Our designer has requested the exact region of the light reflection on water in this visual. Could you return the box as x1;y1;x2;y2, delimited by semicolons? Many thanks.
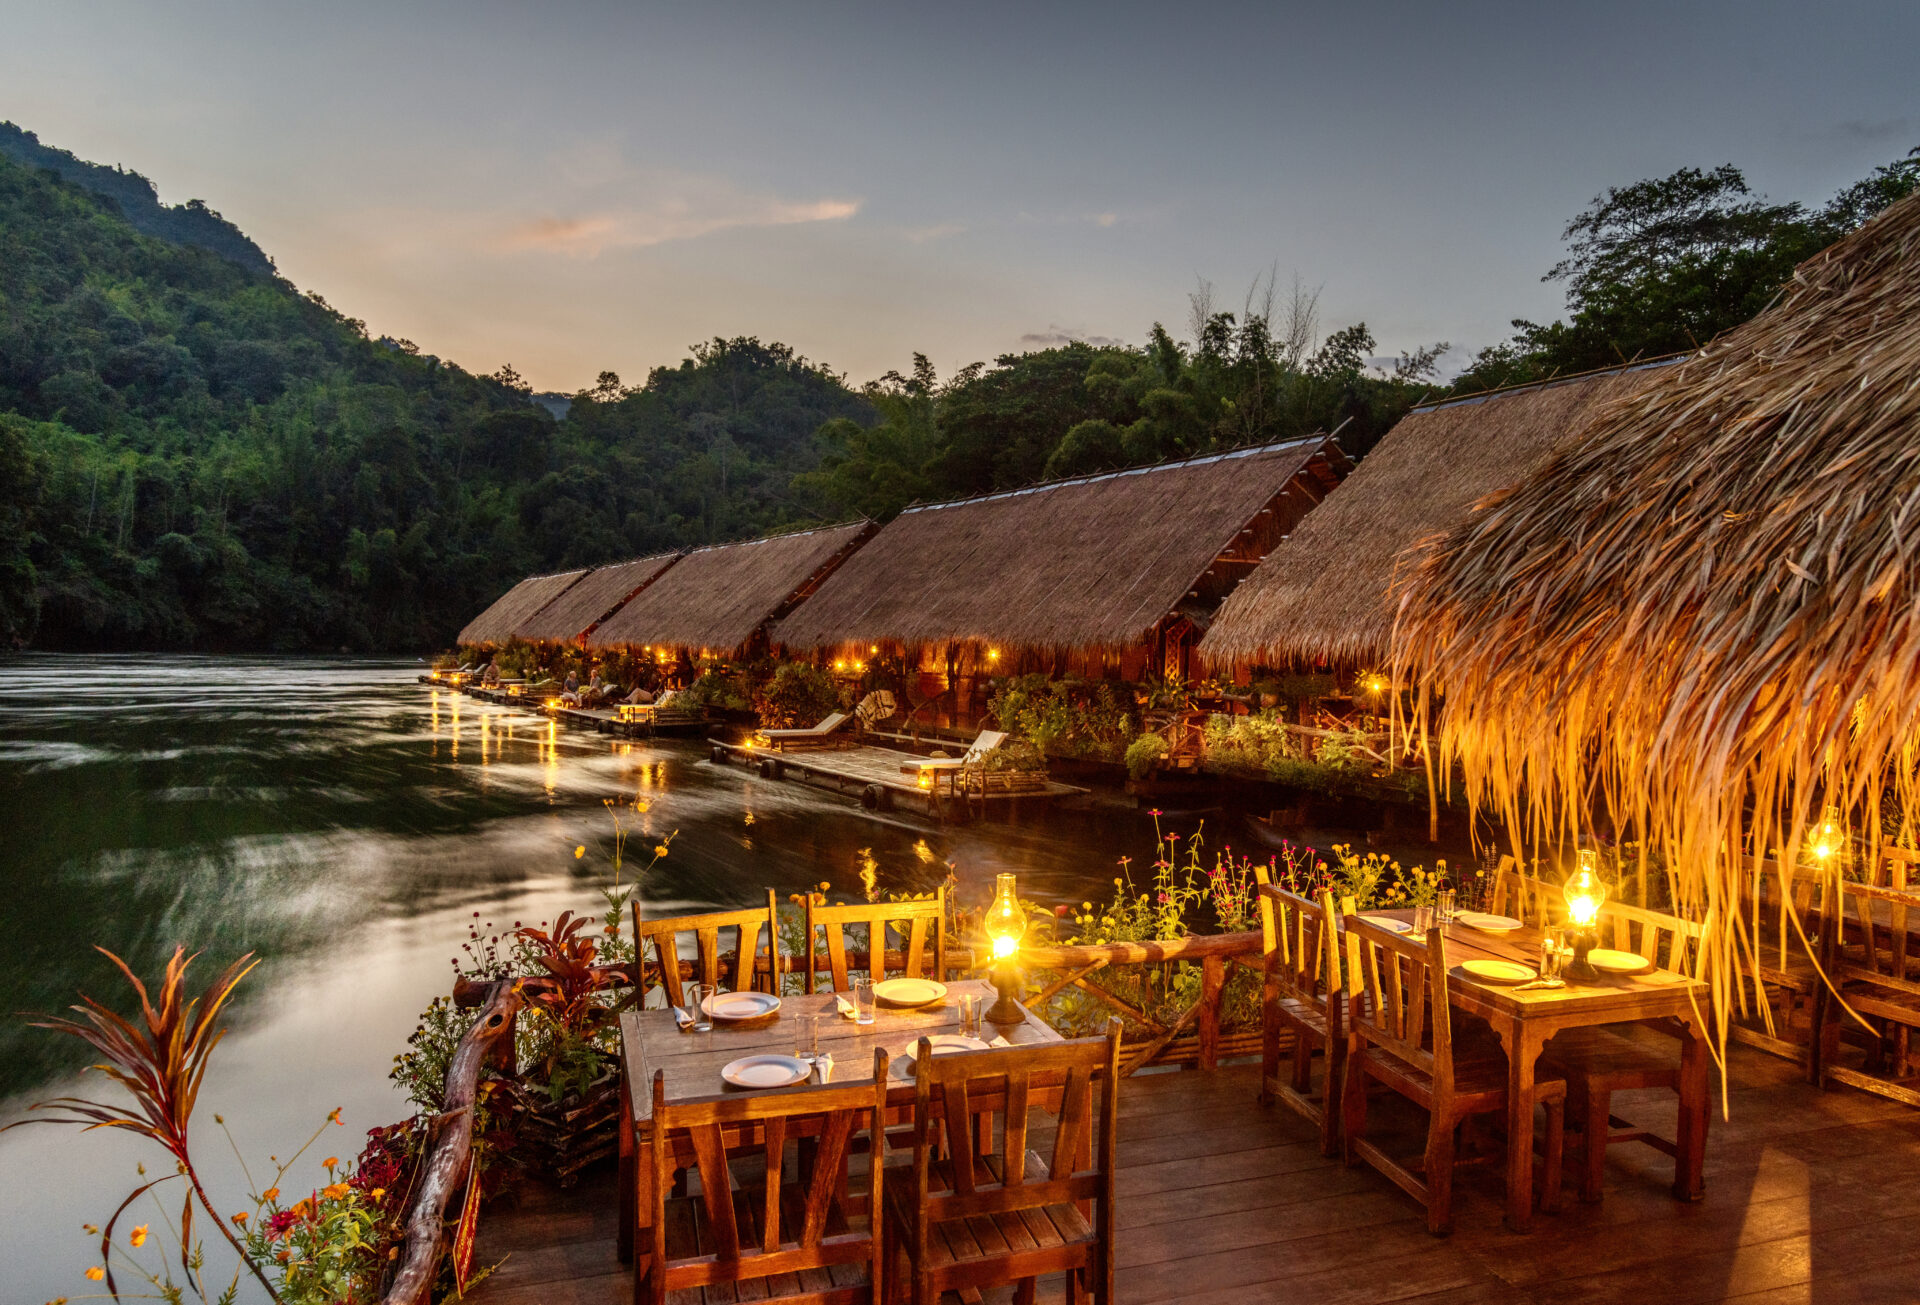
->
0;654;1159;1302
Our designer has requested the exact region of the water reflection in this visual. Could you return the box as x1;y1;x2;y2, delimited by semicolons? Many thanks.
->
0;654;1160;1302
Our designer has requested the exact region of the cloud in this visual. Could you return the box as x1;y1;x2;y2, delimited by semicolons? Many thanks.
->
499;192;860;255
1091;213;1118;228
1830;117;1912;145
1018;324;1127;350
904;222;965;243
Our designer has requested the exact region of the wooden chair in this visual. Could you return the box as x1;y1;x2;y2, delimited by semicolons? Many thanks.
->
1340;912;1565;1235
757;711;855;751
1728;857;1823;1064
1537;898;1711;1201
886;1021;1121;1305
634;891;781;1008
803;890;947;994
1254;877;1344;1156
1811;850;1920;1106
646;1051;890;1305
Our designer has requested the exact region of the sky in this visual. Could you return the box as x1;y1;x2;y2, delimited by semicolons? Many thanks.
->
1;0;1915;392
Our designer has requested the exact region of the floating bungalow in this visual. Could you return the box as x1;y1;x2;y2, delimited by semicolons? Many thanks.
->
770;438;1351;714
455;567;591;647
508;553;681;645
1196;362;1672;676
586;521;875;663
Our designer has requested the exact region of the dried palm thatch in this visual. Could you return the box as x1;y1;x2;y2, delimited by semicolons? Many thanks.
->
512;552;679;643
772;439;1349;655
1197;364;1668;669
458;568;588;646
1393;192;1920;1059
588;521;874;655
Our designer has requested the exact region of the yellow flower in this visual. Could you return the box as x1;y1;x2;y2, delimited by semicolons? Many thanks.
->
371;1188;386;1201
574;845;585;859
86;1268;105;1281
262;1187;280;1203
323;1182;351;1201
655;845;670;858
130;1224;148;1247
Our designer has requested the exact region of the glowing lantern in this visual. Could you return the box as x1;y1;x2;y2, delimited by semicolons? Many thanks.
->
1563;848;1609;981
984;872;1028;1023
1809;806;1845;867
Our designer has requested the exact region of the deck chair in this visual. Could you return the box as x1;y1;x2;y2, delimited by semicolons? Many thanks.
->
901;730;1007;774
633;891;781;1007
756;711;854;751
887;1022;1121;1305
802;890;947;994
1255;877;1345;1156
645;1051;891;1305
1341;911;1565;1235
852;690;897;732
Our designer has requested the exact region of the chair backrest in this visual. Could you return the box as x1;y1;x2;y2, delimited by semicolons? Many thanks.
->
1486;856;1551;925
962;730;1007;763
648;1051;889;1305
1342;911;1452;1095
853;691;897;730
634;890;780;1008
1255;880;1342;1009
804;889;946;994
1513;874;1710;977
905;1021;1120;1232
1830;850;1920;987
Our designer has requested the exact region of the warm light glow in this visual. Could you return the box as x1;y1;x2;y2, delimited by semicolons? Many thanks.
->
1364;674;1388;696
869;645;878;654
917;770;932;789
853;660;866;673
1809;805;1844;864
987;648;1000;662
984;872;1026;954
834;659;846;671
1565;849;1608;928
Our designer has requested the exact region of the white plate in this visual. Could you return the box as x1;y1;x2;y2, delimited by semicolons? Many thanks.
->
1460;958;1537;985
1455;912;1524;933
872;977;948;1008
1588;948;1655;976
1357;915;1414;934
721;1054;810;1089
702;991;782;1022
890;1034;991;1079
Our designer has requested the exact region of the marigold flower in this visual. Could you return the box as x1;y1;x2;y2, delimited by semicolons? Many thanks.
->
328;1108;344;1125
323;1183;351;1201
574;845;585;858
130;1224;148;1247
85;1268;105;1281
371;1188;386;1200
323;1157;339;1169
655;845;670;857
262;1187;280;1203
231;1212;249;1226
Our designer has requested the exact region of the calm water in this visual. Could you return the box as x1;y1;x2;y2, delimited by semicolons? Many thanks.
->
0;655;1165;1302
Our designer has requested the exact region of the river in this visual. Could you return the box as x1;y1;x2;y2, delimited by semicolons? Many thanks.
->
0;654;1176;1302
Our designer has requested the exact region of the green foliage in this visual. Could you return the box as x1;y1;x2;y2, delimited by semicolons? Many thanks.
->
1124;733;1170;780
389;995;475;1112
753;662;841;728
1453;147;1920;391
987;674;1137;761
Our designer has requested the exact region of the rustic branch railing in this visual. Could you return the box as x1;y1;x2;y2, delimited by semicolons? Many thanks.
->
385;979;524;1305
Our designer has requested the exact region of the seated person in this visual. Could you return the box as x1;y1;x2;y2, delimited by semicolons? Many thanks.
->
621;685;655;706
560;670;584;706
481;660;501;686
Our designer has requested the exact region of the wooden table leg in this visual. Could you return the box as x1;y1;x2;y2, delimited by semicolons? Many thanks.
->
1500;1022;1542;1232
630;1132;654;1305
617;1101;635;1264
1673;1012;1709;1201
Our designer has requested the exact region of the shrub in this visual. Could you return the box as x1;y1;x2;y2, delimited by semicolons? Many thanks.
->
987;675;1137;761
1124;733;1169;779
753;662;840;728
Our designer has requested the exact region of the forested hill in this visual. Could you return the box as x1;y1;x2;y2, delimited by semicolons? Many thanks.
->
0;142;870;651
0;122;274;275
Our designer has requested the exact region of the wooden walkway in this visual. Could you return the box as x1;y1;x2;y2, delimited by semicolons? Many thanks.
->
711;739;1083;819
463;1041;1920;1304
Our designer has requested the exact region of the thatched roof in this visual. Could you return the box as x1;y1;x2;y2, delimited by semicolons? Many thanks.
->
1394;192;1920;1027
457;569;588;646
772;439;1349;653
512;553;679;643
588;522;875;654
1196;363;1670;669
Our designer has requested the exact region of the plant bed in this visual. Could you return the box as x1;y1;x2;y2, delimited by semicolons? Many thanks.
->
495;1059;623;1187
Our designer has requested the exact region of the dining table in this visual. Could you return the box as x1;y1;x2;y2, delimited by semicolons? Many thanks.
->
614;979;1064;1265
1363;908;1712;1231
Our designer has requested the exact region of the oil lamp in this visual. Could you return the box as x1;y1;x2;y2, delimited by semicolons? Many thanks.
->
1808;805;1845;869
1563;848;1609;982
983;872;1028;1024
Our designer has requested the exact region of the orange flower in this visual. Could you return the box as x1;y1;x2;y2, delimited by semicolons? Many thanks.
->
574;845;585;858
322;1157;339;1170
129;1224;149;1248
328;1108;344;1126
231;1212;249;1226
261;1186;280;1203
323;1183;351;1201
370;1188;386;1201
85;1267;105;1281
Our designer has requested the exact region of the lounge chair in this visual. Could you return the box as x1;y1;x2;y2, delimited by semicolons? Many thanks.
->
852;689;897;731
901;729;1007;774
754;710;852;751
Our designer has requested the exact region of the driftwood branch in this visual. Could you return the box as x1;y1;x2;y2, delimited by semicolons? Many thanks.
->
384;980;524;1305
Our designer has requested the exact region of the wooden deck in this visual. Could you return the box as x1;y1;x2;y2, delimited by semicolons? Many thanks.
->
463;1041;1920;1304
711;739;1084;819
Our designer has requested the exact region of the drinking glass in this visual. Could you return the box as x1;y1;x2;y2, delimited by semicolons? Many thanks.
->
957;993;983;1039
685;982;714;1033
1540;927;1569;979
1412;904;1434;935
851;977;876;1025
794;1013;820;1063
1436;889;1457;925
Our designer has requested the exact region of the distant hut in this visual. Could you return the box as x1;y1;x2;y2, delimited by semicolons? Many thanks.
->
770;439;1350;714
587;522;875;667
510;553;680;645
457;568;589;648
1393;192;1920;1034
1196;363;1671;676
